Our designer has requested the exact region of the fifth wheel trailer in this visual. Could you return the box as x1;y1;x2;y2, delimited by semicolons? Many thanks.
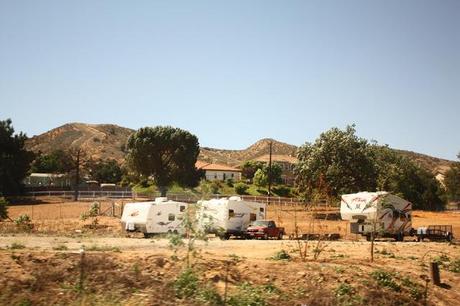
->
340;191;412;241
121;197;189;237
197;196;266;239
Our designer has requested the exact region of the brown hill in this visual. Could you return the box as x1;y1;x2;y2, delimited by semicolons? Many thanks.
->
25;123;453;174
25;123;134;162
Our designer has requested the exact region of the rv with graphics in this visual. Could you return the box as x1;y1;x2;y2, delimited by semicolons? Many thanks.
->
197;196;266;239
121;197;188;237
340;191;413;241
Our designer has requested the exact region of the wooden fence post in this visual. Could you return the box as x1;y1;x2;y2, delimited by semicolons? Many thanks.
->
431;262;441;286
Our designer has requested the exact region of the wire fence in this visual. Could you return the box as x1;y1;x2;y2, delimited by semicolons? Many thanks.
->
26;190;335;207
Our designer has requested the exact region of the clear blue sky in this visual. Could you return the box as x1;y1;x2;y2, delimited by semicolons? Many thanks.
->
1;1;459;159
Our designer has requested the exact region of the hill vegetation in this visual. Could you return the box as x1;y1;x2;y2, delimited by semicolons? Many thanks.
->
25;123;453;175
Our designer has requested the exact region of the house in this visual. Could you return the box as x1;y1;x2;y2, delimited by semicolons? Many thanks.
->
24;173;71;187
252;154;297;185
195;161;242;181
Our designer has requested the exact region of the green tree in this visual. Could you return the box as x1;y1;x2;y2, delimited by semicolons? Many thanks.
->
295;125;377;200
372;145;445;210
126;126;201;196
87;159;124;184
241;161;265;181
253;168;268;187
0;119;35;195
31;149;73;173
444;153;460;202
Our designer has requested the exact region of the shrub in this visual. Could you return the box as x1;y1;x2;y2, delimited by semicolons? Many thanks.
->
226;179;234;187
15;214;33;231
9;242;25;249
271;249;291;261
335;283;354;298
448;258;460;273
0;198;8;221
401;277;423;300
227;282;267;306
234;182;249;195
370;270;401;291
272;185;291;197
174;268;199;298
210;181;221;194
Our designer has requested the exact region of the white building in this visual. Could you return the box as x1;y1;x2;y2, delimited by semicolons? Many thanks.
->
196;161;242;181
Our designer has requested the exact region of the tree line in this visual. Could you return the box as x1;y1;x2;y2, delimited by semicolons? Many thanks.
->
1;118;459;210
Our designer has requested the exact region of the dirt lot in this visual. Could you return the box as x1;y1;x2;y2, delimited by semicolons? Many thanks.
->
0;197;459;305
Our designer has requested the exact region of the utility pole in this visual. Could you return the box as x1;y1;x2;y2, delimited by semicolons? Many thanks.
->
74;149;80;201
268;141;273;202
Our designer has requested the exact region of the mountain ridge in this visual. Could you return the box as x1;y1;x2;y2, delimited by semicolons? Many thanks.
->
25;123;453;174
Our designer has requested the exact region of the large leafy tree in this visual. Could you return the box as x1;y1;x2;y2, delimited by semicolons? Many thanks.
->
87;159;124;184
295;125;377;200
126;126;201;196
371;145;445;210
444;152;460;202
31;149;73;173
0;119;35;195
241;161;265;181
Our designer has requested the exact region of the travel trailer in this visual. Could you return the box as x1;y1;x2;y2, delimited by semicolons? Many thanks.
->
121;197;188;237
197;196;266;239
340;191;412;241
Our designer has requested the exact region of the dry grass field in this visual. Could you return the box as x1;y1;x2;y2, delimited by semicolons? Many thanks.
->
0;197;459;305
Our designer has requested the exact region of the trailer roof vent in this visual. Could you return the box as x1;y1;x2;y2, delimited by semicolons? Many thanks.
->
229;196;242;201
155;197;168;203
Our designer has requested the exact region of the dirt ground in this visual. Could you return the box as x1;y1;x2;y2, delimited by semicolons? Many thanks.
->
1;197;459;305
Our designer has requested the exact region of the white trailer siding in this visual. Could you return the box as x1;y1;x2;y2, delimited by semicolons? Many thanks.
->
340;192;412;236
198;196;266;236
121;198;188;234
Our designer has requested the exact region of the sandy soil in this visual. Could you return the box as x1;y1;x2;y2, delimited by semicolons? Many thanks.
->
1;198;459;305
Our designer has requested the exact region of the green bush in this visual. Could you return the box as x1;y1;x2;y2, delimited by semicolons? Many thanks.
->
226;179;234;187
271;249;291;261
370;270;401;291
174;268;199;298
0;198;8;221
234;182;249;195
272;185;291;197
210;181;221;194
227;282;267;306
15;214;33;231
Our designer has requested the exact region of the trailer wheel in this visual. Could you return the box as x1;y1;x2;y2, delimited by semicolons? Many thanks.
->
447;233;453;242
417;236;421;242
263;233;269;240
366;234;371;241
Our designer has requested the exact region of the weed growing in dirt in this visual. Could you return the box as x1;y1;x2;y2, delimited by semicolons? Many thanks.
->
228;253;244;263
270;249;291;261
52;244;68;251
80;202;100;228
9;242;25;249
174;268;223;305
227;282;268;306
15;214;33;231
84;245;121;252
370;270;401;292
447;258;460;273
335;283;354;297
401;276;423;300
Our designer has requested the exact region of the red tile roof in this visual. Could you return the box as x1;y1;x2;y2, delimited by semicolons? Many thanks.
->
195;161;241;172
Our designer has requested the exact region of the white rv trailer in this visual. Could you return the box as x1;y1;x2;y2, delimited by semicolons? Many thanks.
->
121;197;188;237
197;196;266;239
340;191;412;241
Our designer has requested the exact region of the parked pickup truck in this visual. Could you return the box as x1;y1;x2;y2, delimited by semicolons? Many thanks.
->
245;220;284;240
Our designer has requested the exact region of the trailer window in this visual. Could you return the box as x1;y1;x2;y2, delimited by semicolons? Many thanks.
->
250;213;256;221
168;214;175;221
229;209;235;218
260;207;264;213
180;205;186;212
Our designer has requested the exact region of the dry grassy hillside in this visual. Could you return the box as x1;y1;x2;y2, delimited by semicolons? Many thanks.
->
25;123;452;174
26;123;134;162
